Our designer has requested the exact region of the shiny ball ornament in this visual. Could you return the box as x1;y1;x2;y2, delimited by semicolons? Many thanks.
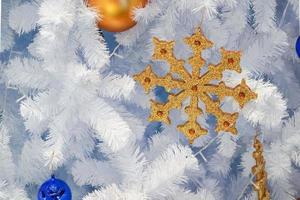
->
296;36;300;58
38;175;72;200
86;0;148;32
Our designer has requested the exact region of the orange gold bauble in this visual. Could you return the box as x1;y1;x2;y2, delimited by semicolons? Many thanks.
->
86;0;148;32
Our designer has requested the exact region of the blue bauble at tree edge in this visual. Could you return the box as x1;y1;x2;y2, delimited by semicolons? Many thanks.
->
296;36;300;58
38;175;72;200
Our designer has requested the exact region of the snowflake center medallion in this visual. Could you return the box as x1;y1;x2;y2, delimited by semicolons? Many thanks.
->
134;28;257;144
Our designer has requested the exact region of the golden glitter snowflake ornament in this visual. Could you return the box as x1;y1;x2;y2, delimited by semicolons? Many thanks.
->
134;28;257;144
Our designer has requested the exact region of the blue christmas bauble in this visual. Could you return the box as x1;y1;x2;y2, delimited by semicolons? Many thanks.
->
38;175;72;200
296;36;300;58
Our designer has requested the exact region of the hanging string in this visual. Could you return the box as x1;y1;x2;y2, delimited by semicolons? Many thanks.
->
109;43;121;58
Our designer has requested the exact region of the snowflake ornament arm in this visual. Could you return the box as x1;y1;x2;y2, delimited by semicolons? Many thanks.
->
134;28;257;144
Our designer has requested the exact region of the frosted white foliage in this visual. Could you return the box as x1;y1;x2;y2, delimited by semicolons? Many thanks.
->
109;0;297;199
271;59;300;108
9;2;38;34
242;79;287;129
38;0;75;28
112;0;298;197
43;137;65;170
243;192;257;200
74;1;110;69
221;1;248;45
81;99;134;151
83;184;146;200
241;150;255;177
0;125;15;183
288;0;299;16
99;74;135;100
217;134;237;158
1;0;299;199
133;0;161;23
145;128;179;161
282;113;300;168
83;144;199;200
1;0;17;52
270;180;295;200
143;145;197;197
252;0;276;33
108;104;146;141
17;138;51;184
222;72;286;129
226;177;251;200
270;112;300;167
6;57;51;90
0;125;29;200
266;142;295;200
267;143;294;199
240;111;300;199
241;30;288;74
4;0;138;171
204;134;238;177
0;181;29;200
195;189;217;200
72;159;120;187
192;0;218;19
208;154;231;177
173;188;217;200
196;178;222;200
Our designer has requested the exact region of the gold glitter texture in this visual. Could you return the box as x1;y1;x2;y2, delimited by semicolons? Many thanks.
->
134;28;257;144
252;136;270;200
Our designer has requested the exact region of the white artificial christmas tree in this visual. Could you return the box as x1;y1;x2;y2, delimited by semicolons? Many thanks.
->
0;0;299;199
0;111;29;200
